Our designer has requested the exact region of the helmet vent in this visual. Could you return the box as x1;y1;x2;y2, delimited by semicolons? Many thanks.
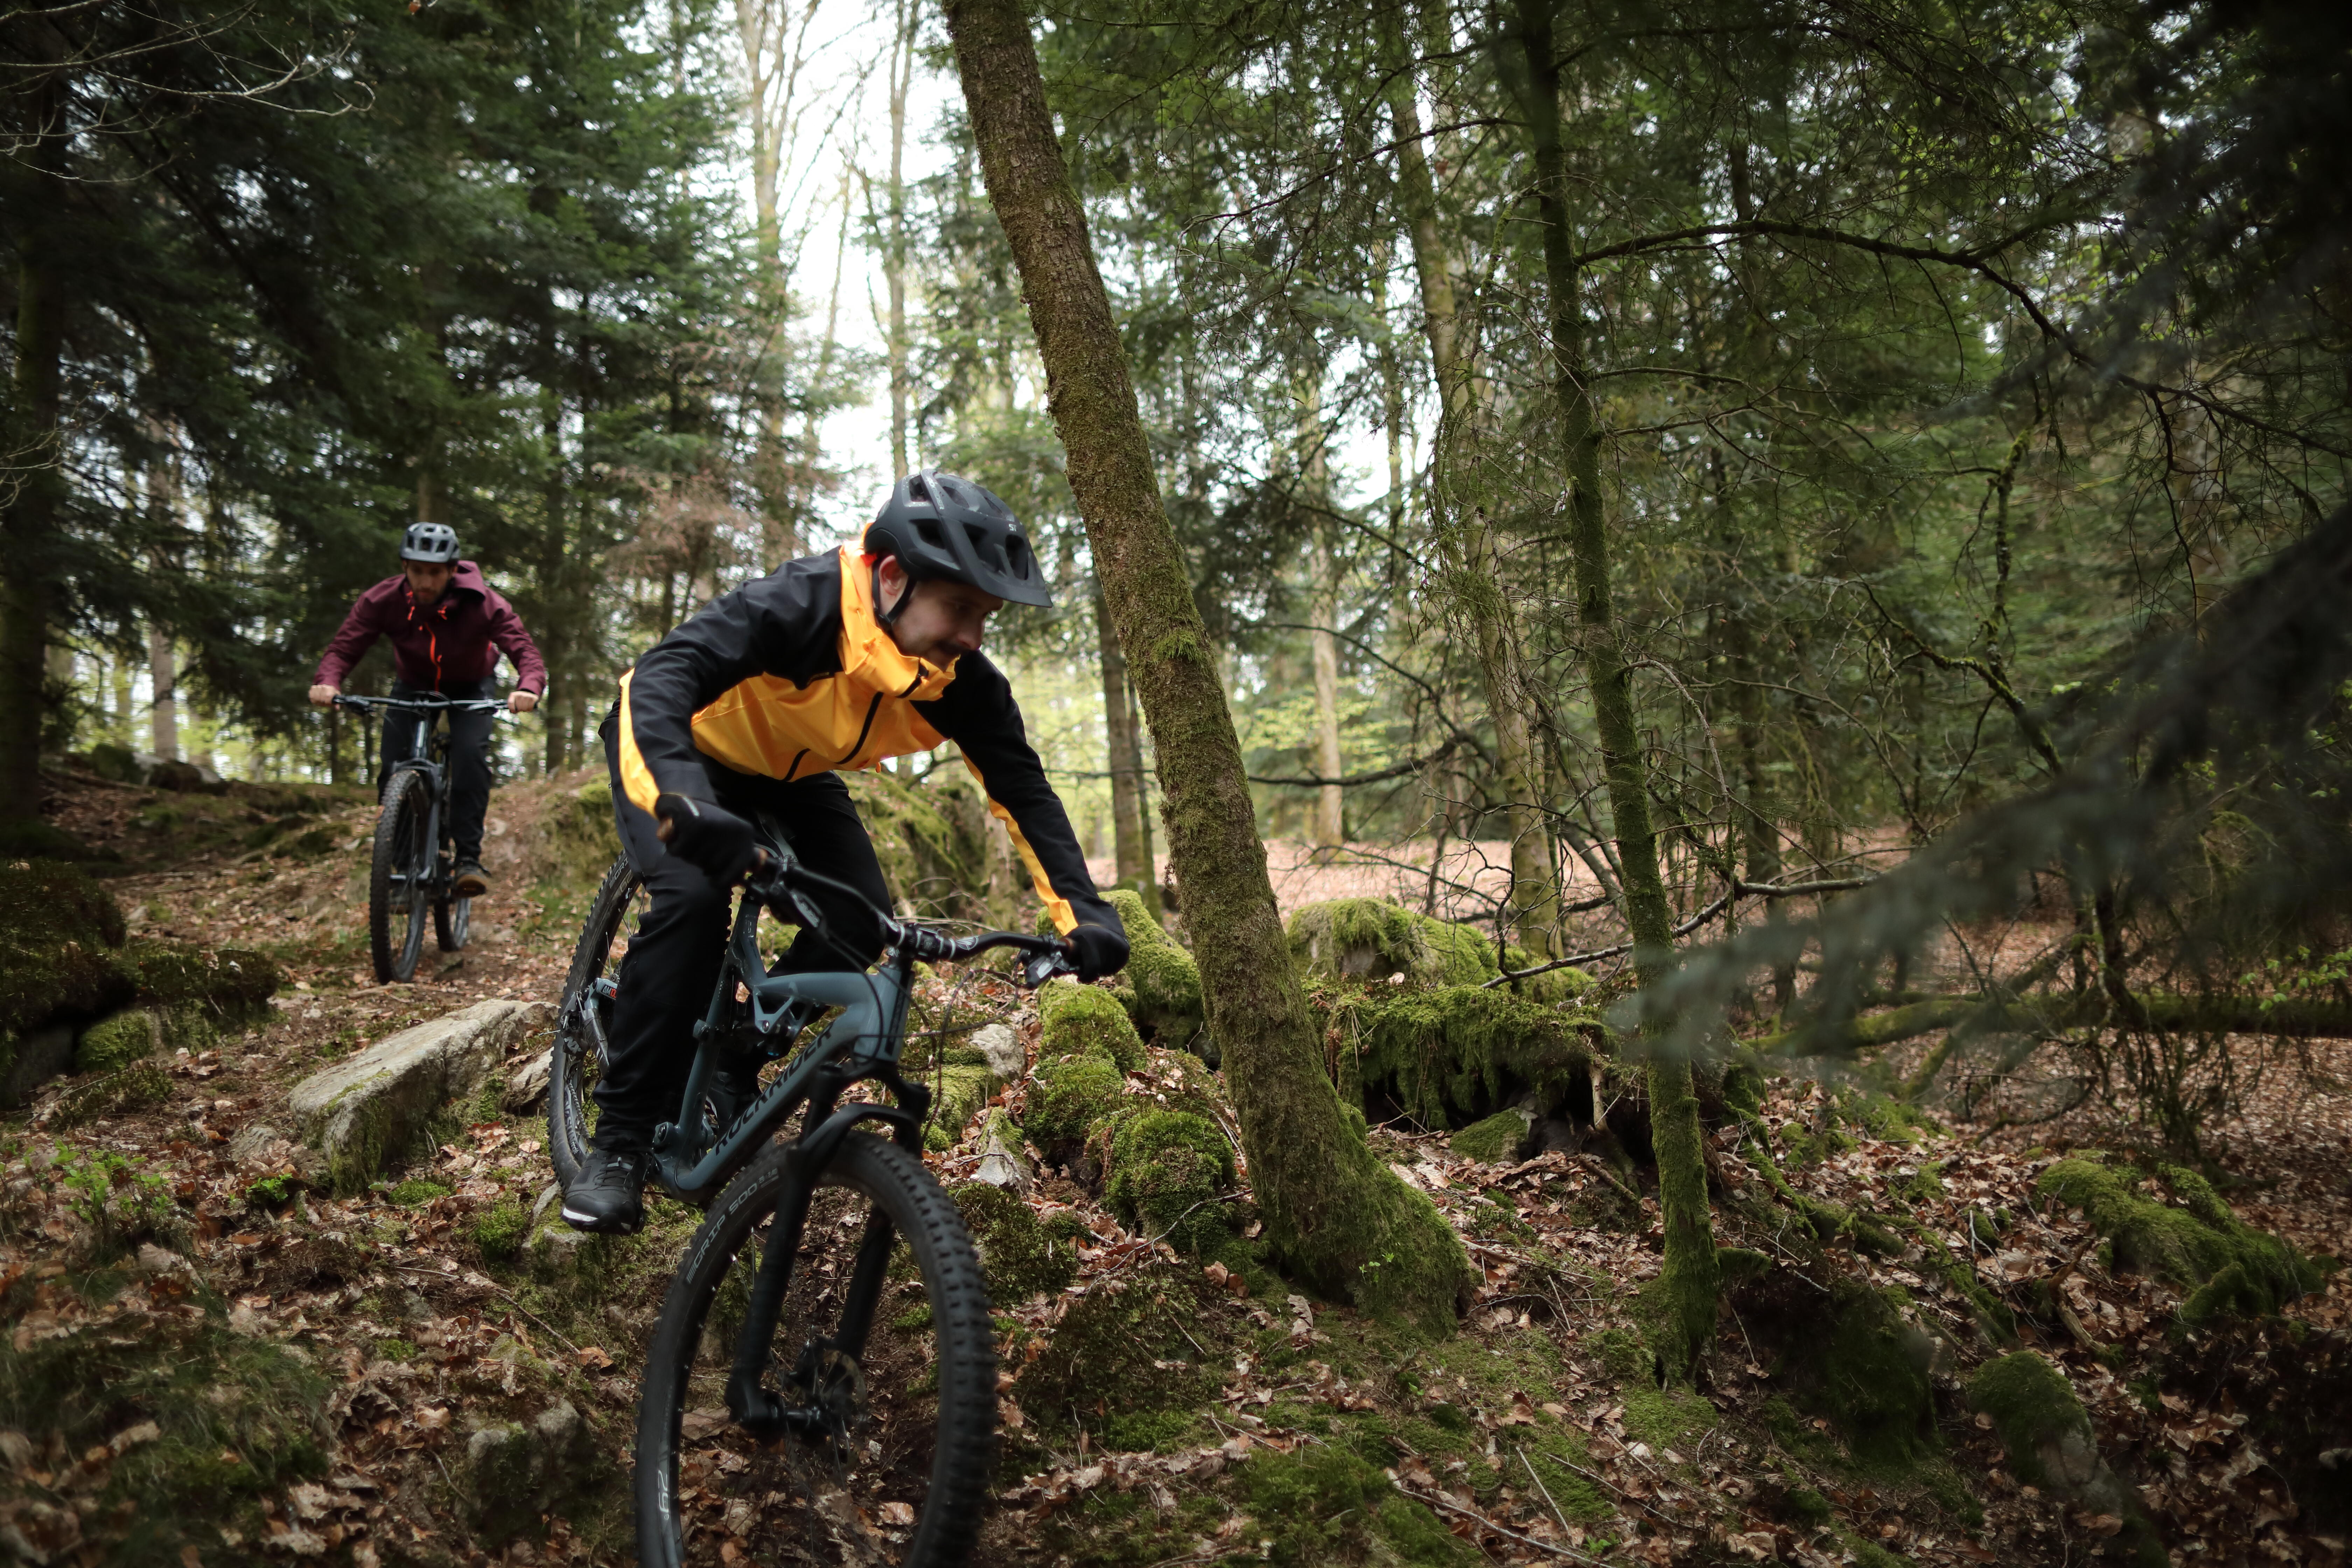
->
965;522;1007;573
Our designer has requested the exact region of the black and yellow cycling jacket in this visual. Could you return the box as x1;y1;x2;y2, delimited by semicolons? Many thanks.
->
616;544;1116;937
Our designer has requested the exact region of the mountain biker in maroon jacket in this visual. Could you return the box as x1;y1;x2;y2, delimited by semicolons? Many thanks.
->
308;522;548;898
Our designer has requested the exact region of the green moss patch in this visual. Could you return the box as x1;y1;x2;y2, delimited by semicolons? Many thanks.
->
1449;1108;1531;1164
1022;1052;1124;1165
1735;1272;1937;1468
1103;887;1206;1054
1243;1442;1473;1565
1289;898;1496;987
471;1200;531;1264
1107;1110;1236;1252
2038;1156;2322;1325
952;1182;1078;1302
1038;980;1146;1072
1325;985;1593;1130
0;1264;332;1562
1011;1261;1222;1434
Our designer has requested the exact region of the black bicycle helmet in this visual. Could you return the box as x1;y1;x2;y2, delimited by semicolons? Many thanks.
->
863;470;1052;610
401;521;460;565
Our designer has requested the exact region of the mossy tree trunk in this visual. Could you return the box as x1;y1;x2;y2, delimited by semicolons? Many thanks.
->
1380;12;1559;958
1510;0;1718;1380
943;0;1473;1333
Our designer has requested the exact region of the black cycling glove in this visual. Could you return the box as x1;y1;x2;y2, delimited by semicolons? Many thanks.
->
1065;922;1130;983
655;793;760;884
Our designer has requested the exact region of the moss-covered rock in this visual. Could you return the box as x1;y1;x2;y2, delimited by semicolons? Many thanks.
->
953;1182;1078;1301
0;860;128;1038
842;767;995;923
2038;1156;2321;1325
1449;1108;1532;1164
1969;1352;2163;1564
1021;1051;1124;1164
1107;1110;1237;1252
1038;979;1145;1072
1326;985;1592;1130
929;1060;1002;1144
1103;887;1207;1054
1289;898;1496;987
1010;1260;1220;1432
75;1008;160;1073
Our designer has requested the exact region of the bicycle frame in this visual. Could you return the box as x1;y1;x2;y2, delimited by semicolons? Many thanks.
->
334;694;505;899
619;845;1073;1441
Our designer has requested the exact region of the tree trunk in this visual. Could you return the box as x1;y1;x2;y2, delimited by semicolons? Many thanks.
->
0;64;68;830
886;0;915;479
1513;0;1716;1382
147;626;178;762
1380;15;1558;958
1094;584;1159;916
944;0;1472;1332
1310;535;1345;849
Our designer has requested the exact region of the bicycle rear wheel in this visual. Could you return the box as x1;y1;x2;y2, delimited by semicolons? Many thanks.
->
550;855;645;1189
636;1134;997;1568
369;770;431;983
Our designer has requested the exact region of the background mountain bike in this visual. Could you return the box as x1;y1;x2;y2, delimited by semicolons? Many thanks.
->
333;694;505;983
550;832;1076;1567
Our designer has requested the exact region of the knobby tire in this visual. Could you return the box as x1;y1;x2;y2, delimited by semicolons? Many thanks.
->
635;1134;997;1568
550;855;643;1190
369;770;431;983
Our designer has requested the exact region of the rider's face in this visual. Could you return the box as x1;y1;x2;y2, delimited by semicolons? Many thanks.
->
877;556;1003;664
405;560;453;605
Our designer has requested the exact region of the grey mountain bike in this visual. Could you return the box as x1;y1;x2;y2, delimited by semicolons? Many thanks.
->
550;830;1077;1567
332;694;504;983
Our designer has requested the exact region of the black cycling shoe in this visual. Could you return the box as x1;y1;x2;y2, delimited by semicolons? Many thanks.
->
561;1146;649;1234
453;861;491;898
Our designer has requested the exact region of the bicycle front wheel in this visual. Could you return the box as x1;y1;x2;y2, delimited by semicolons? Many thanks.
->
549;855;644;1189
369;770;431;983
636;1134;997;1568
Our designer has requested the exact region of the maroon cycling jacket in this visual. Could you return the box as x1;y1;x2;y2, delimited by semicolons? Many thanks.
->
314;561;548;696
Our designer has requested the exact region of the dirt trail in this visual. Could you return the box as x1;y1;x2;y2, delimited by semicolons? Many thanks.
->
5;766;2350;1568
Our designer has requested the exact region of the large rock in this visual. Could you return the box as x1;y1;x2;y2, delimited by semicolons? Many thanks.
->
290;1000;541;1191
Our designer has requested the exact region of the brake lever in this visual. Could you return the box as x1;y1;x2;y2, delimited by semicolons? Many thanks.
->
1020;948;1077;989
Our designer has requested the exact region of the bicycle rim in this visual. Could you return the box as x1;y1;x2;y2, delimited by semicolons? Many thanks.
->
369;772;431;983
550;857;645;1188
636;1135;997;1568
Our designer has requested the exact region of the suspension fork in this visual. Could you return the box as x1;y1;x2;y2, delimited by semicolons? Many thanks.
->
724;1078;843;1439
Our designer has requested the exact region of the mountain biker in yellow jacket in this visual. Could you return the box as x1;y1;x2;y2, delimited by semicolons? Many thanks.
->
563;471;1130;1233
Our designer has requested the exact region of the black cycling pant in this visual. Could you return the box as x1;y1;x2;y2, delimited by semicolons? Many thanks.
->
589;706;892;1152
380;677;498;863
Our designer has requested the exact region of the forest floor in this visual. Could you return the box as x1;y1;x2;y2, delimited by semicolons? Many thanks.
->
5;766;2349;1567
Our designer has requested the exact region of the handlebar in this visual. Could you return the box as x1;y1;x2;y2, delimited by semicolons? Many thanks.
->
331;694;511;715
743;845;1078;988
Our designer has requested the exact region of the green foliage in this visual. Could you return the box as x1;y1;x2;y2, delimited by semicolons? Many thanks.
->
1107;1110;1236;1251
387;1178;452;1208
2038;1156;2322;1325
